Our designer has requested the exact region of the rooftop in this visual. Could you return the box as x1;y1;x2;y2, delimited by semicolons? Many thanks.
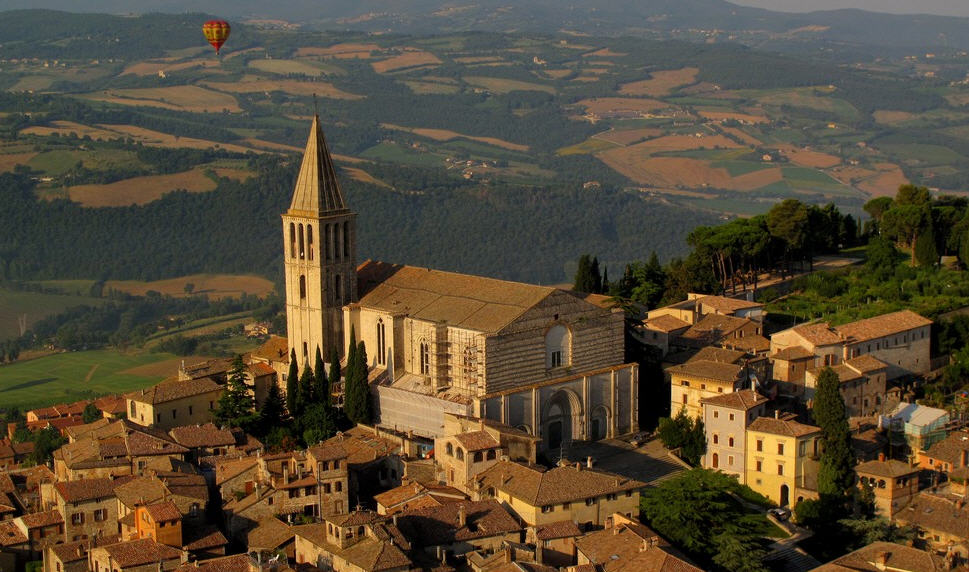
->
855;459;919;479
95;538;183;567
834;310;932;343
169;423;237;449
748;416;820;438
643;314;691;333
127;377;221;405
54;477;116;503
396;499;521;545
922;430;969;465
701;389;768;411
771;346;815;361
666;359;743;383
476;460;645;506
790;322;843;347
812;540;947;571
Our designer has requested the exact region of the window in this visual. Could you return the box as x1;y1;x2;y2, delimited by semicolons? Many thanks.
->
777;464;784;476
446;443;453;456
682;381;690;387
701;384;706;390
682;394;688;404
71;513;84;525
728;437;734;447
713;410;719;419
728;413;735;421
343;223;350;258
545;325;570;368
172;409;177;419
333;460;339;470
777;443;784;455
268;496;274;506
299;275;306;299
289;222;296;258
298;223;305;259
798;442;806;457
94;509;106;522
713;434;719;445
728;455;734;466
756;439;763;452
336;482;342;492
334;275;341;305
541;505;553;513
456;448;465;461
606;493;617;501
376;319;387;366
473;452;483;463
486;450;496;461
324;484;331;494
188;405;193;416
307;224;314;261
130;402;137;417
585;498;596;506
190;504;199;516
755;460;762;472
419;341;430;375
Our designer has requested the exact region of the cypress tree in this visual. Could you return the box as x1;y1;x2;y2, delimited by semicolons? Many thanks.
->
261;378;288;429
346;340;371;424
914;224;938;268
602;266;609;293
326;347;340;408
813;367;855;498
296;361;314;421
591;256;602;293
314;346;328;405
286;348;299;417
573;254;594;293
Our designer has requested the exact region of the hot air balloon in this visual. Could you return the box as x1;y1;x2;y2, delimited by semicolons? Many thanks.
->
202;20;231;55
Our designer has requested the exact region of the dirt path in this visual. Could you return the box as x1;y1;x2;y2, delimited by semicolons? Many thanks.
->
83;363;100;383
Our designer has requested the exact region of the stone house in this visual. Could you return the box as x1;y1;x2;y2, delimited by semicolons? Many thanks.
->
895;492;968;560
472;460;644;528
47;478;117;542
701;389;768;483
12;510;64;561
168;423;259;465
88;537;185;572
855;456;919;520
770;346;815;394
435;413;540;494
44;535;120;572
53;419;189;480
396;499;522;559
745;414;821;507
125;501;182;547
813;540;951;571
374;482;466;516
917;430;969;473
668;359;745;420
294;513;412;572
531;520;582;568
647;294;764;325
247;516;297;561
638;314;690;357
215;457;261;502
574;514;702;572
804;355;889;417
126;377;223;431
305;441;351;517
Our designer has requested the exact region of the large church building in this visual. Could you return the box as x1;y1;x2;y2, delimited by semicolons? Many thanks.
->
279;116;638;450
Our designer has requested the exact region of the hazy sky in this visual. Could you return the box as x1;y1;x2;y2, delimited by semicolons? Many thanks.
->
730;0;969;17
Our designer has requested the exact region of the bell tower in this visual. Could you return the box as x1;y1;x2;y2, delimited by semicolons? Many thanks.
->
283;116;358;368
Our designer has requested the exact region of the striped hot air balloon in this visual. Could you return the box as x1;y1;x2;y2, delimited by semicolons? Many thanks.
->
202;20;231;55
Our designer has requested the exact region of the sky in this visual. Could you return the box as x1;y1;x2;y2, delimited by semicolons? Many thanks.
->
730;0;969;17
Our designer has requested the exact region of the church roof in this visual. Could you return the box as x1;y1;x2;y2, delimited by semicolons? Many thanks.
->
288;115;347;216
356;261;558;334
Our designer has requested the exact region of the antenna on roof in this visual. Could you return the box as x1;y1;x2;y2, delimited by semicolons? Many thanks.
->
313;93;319;118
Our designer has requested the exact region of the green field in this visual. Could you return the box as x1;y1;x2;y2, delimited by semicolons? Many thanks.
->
713;160;774;176
0;288;104;340
359;142;444;167
878;143;965;165
27;149;142;176
0;350;173;409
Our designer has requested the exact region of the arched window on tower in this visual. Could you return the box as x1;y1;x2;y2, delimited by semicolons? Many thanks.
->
419;340;430;376
343;222;350;258
299;275;306;300
334;224;342;262
298;224;305;260
334;275;341;305
307;225;314;261
289;223;296;258
545;324;571;368
324;224;331;261
376;319;386;366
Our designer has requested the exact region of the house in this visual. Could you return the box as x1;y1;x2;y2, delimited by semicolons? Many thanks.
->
638;314;690;356
917;429;969;473
306;441;351;517
855;455;919;519
811;540;951;571
319;426;402;508
435;414;540;493
745;414;821;507
883;402;950;454
247;516;296;561
396;499;522;559
674;314;763;351
803;355;889;417
88;537;185;571
771;346;815;392
127;501;182;547
294;513;413;572
168;423;257;463
573;514;702;572
530;520;583;568
0;440;33;470
12;510;64;561
173;553;252;572
43;534;121;572
374;481;466;515
53;419;189;480
895;492;968;561
647;294;764;325
47;478;117;542
668;359;745;419
702;389;768;483
126;377;223;431
215;456;261;502
472;460;644;527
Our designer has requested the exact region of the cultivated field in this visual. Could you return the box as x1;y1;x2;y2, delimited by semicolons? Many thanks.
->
202;79;363;99
92;125;255;154
873;110;916;125
619;67;699;97
402;80;461;94
855;164;910;197
121;60;222;76
343;167;392;188
382;123;529;151
593;128;664;146
464;76;556;94
0;350;174;409
248;59;329;76
576;97;669;114
0;288;105;340
80;86;242;113
295;43;379;59
372;50;443;73
698;110;769;124
104;274;274;300
0;151;38;172
67;168;218;207
777;145;842;169
21;121;125;141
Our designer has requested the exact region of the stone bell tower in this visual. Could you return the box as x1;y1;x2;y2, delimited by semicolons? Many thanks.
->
283;116;358;368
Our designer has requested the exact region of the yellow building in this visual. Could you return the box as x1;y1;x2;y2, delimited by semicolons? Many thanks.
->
667;359;744;419
745;415;820;507
126;377;223;431
472;460;643;527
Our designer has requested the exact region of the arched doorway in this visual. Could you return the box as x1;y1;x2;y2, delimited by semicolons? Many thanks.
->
542;389;582;451
589;405;610;441
712;453;719;469
780;484;790;507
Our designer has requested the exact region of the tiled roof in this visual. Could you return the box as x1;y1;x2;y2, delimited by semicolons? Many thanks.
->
723;334;771;354
855;459;919;479
374;482;427;508
295;521;413;572
356;260;559;334
476;461;645;506
49;534;122;563
396;499;521;545
169;423;237;448
0;521;26;546
54;477;116;503
688;347;745;364
94;395;127;415
113;476;169;508
247;516;294;550
127;377;221;405
97;538;183;567
771;346;815;361
791;322;842;346
326;510;383;528
182;525;228;551
807;364;862;383
644;314;691;333
146;500;181;522
18;509;63;528
845;354;888;373
834;310;932;343
748;416;820;438
701;389;767;411
535;520;583;540
306;441;349;463
249;362;276;376
322;426;400;467
678;314;751;347
174;554;250;572
251;336;289;363
215;456;259;485
55;419;188;468
666;359;743;383
454;430;500;452
813;540;947;571
696;295;762;313
896;492;969;542
922;430;969;466
575;523;702;572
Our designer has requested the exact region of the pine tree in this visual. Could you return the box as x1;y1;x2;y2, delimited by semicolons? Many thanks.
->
260;379;288;430
914;223;938;268
214;355;256;430
296;361;314;421
345;340;371;424
286;348;299;417
591;256;602;293
326;347;340;408
313;346;327;405
813;367;856;498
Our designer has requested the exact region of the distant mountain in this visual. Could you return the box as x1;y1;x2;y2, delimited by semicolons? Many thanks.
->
2;0;969;52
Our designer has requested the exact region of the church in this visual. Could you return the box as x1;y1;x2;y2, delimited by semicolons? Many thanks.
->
271;116;639;450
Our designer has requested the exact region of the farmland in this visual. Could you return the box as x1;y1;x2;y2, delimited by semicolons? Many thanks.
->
0;288;105;340
104;274;274;300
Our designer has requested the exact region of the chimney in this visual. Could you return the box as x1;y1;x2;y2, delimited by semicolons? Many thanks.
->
392;514;398;526
875;551;889;570
458;504;467;528
774;410;780;419
504;548;512;563
575;462;581;471
641;539;650;552
878;452;885;462
282;464;290;484
586;456;593;469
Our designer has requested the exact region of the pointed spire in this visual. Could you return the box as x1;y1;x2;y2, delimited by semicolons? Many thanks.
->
289;115;347;214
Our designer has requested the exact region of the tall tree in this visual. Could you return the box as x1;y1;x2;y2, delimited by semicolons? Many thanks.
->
260;378;288;430
295;361;314;421
345;340;371;425
866;235;899;281
767;199;810;275
286;348;299;417
914;223;939;267
813;367;856;499
213;354;256;430
325;347;340;409
302;403;338;445
573;254;595;293
313;346;327;404
591;256;602;293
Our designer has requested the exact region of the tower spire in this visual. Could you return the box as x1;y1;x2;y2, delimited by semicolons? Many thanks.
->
289;115;347;215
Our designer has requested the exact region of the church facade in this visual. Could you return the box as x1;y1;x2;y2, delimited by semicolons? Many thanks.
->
280;117;638;450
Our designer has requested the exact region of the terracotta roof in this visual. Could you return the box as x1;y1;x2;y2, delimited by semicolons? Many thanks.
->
248;516;294;550
295;521;413;572
701;389;767;411
855;459;919;479
96;538;183;567
215;456;259;485
146;500;181;522
306;441;349;463
688;347;745;364
771;346;815;361
678;314;752;347
127;377;221;405
54;477;116;503
374;482;427;508
94;395;127;415
476;461;645;506
535;520;583;540
454;430;500;452
182;525;228;551
174;554;250;572
251;336;289;362
896;492;969;543
326;510;383;528
49;535;122;563
922;430;969;466
169;423;237;448
0;521;26;546
807;364;862;384
18;509;63;528
723;334;771;354
249;362;276;376
748;416;820;438
812;540;947;571
575;523;702;572
322;426;400;467
0;504;15;513
397;499;521;545
356;260;561;334
845;354;888;373
666;359;743;383
835;310;932;343
790;322;842;346
696;295;762;313
644;315;691;333
55;419;188;468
